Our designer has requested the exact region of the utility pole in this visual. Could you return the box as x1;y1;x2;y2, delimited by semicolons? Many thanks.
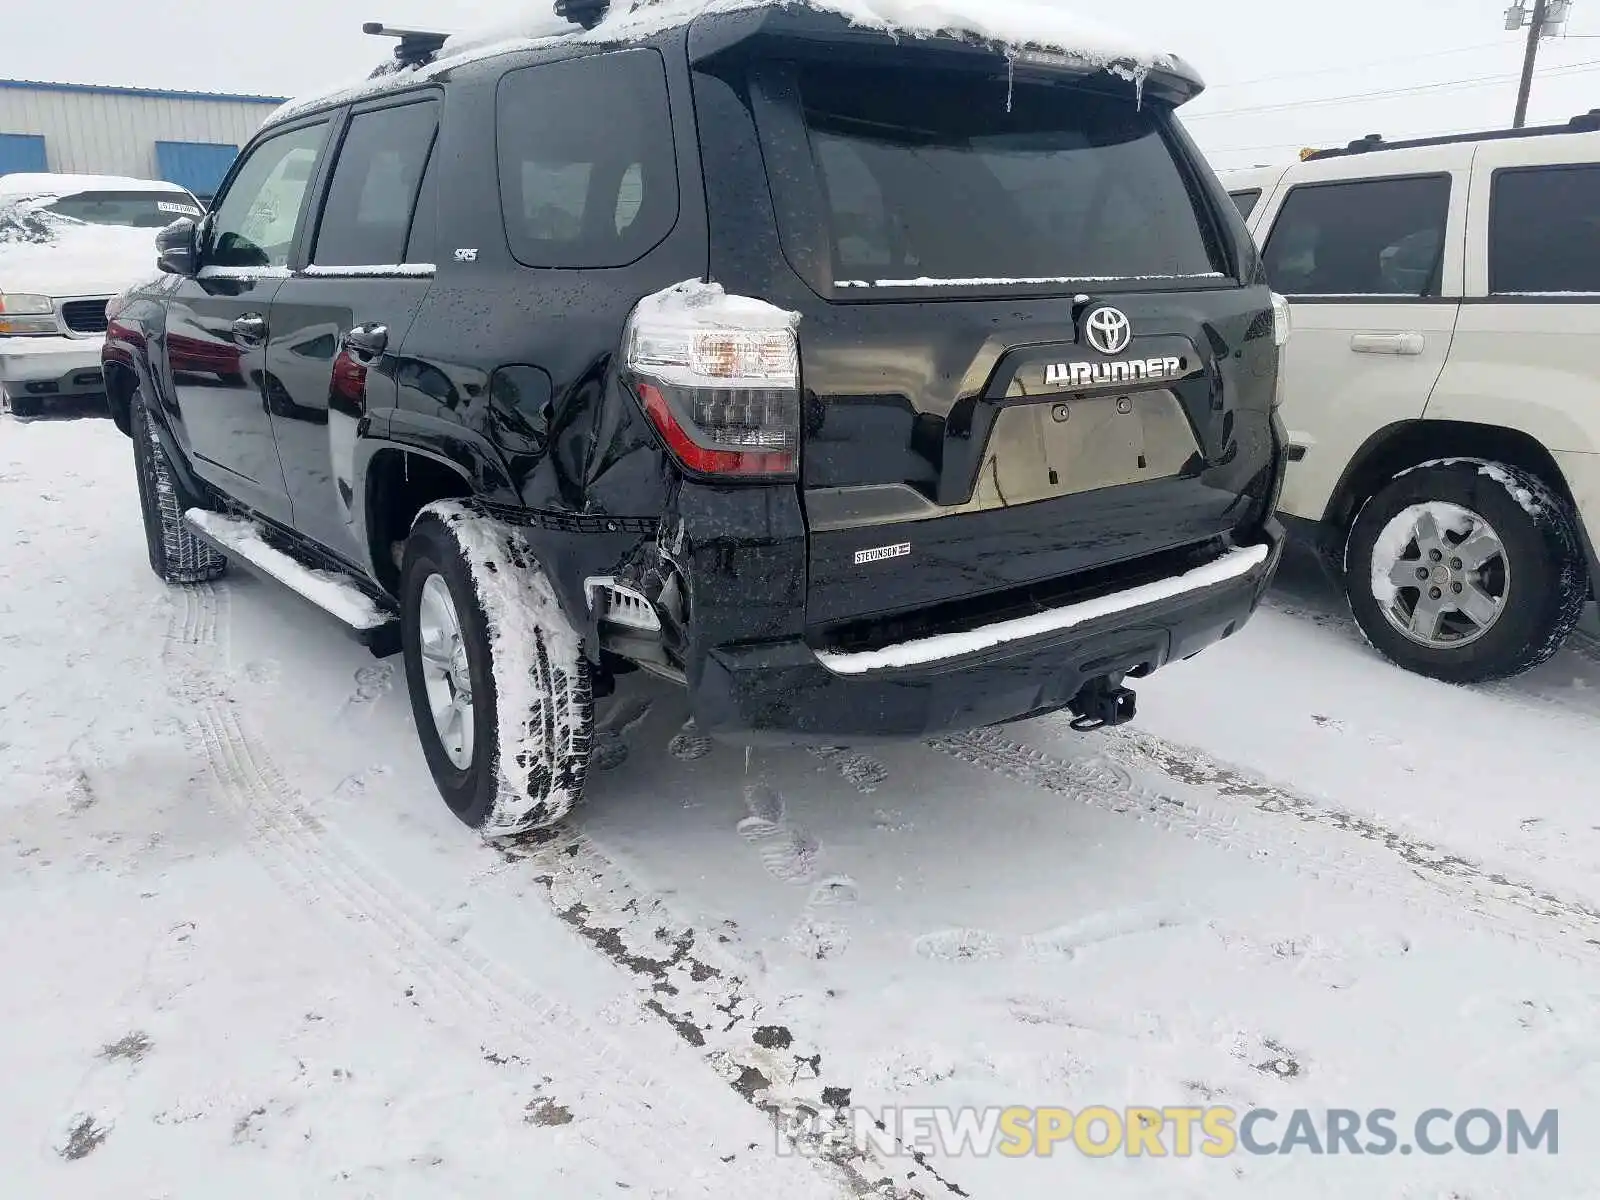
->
1514;0;1549;128
1506;0;1573;127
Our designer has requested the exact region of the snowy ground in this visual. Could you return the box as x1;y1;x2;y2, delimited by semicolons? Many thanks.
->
5;408;1600;1199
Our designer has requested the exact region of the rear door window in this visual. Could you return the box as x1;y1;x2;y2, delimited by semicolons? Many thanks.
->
313;99;440;267
1489;164;1600;294
767;62;1224;290
1262;175;1451;297
496;49;679;269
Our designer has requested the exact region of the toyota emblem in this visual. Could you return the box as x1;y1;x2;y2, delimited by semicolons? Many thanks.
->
1084;306;1132;356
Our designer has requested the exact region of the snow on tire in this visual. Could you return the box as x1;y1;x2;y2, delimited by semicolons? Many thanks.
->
1344;458;1587;684
130;389;227;585
402;501;593;836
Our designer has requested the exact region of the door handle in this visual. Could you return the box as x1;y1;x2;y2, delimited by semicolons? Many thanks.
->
342;323;389;361
231;313;267;346
1350;332;1425;356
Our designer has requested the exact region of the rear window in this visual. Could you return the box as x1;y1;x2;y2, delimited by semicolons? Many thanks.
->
496;49;679;269
773;63;1223;291
42;190;202;228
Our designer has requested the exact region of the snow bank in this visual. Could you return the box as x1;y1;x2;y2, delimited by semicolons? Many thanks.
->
272;0;1171;128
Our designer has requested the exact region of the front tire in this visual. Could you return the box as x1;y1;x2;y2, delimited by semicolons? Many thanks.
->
130;389;227;585
401;502;593;836
1344;460;1587;683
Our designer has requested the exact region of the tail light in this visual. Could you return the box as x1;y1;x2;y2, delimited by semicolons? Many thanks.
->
624;281;801;480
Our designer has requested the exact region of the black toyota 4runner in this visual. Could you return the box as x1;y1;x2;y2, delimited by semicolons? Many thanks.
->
103;2;1289;836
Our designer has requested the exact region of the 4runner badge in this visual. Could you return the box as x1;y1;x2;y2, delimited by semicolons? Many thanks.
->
1044;356;1182;390
855;542;911;566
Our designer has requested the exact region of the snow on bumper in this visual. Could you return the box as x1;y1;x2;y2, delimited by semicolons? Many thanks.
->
690;529;1285;744
0;335;103;387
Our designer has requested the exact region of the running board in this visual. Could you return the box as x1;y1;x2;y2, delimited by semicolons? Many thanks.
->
183;509;401;656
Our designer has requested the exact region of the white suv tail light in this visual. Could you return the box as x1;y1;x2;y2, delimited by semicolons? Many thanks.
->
624;281;801;479
1271;291;1292;347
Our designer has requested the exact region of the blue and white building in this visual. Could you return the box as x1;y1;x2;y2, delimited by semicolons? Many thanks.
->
0;79;286;204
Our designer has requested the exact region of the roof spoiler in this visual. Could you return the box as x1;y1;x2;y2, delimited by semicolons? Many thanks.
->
682;6;1204;106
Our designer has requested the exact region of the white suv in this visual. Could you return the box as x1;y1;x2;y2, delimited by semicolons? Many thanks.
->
1221;115;1600;682
1;173;203;416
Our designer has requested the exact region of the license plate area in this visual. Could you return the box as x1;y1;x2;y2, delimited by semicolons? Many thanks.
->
972;390;1200;509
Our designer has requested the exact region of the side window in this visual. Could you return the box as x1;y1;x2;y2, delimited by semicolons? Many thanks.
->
405;139;440;265
1490;164;1600;294
1229;189;1262;219
496;49;679;268
1262;175;1451;297
314;100;439;267
207;122;328;269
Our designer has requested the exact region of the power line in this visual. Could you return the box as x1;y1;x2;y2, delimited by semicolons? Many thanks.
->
1207;41;1509;90
1184;57;1600;120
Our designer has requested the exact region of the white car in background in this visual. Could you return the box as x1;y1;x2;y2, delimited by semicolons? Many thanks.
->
0;173;203;417
1220;117;1600;683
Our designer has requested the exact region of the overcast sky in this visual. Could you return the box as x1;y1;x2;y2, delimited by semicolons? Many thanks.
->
6;0;1600;169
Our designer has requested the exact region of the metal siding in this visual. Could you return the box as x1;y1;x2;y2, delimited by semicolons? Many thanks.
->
0;87;275;182
156;141;239;197
0;132;48;173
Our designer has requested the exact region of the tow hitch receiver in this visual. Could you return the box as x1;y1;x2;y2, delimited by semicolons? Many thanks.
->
1069;675;1138;732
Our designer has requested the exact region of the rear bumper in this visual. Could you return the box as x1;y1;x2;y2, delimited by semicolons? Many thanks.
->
0;336;104;394
690;522;1286;744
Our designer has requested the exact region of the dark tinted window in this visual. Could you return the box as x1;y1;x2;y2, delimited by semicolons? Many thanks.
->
497;50;679;269
784;62;1221;287
208;122;327;269
1262;175;1450;297
1229;189;1262;219
405;137;440;265
44;190;202;228
1491;164;1600;294
314;100;439;266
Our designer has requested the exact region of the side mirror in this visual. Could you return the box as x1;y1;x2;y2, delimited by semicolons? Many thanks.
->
156;218;200;278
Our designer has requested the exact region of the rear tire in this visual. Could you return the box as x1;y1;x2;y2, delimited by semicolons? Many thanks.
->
1344;460;1586;683
401;502;593;836
130;389;228;585
6;393;43;417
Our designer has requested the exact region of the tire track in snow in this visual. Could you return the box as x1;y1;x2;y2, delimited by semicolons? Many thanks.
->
158;585;842;1200
931;726;1600;965
499;828;970;1200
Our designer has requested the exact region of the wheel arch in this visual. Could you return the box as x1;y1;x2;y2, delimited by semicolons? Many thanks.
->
103;360;137;436
360;443;477;596
1324;419;1598;594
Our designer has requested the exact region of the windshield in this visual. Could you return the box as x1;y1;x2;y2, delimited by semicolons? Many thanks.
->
765;62;1225;291
39;190;203;228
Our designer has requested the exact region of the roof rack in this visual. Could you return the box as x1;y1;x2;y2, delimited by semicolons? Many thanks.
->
554;0;610;30
1303;109;1600;160
362;22;452;76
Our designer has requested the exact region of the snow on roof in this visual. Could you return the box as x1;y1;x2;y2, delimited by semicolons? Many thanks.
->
0;172;197;200
267;0;1173;129
588;0;1168;68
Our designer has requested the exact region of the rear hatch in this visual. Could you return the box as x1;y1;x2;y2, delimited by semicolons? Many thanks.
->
688;12;1279;645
